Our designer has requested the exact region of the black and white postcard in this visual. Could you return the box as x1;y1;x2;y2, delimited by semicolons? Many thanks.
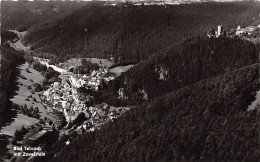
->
1;0;260;161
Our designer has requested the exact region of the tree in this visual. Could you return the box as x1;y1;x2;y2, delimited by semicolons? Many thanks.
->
73;112;85;125
14;129;22;140
20;106;25;114
10;137;17;145
211;28;216;35
20;126;28;134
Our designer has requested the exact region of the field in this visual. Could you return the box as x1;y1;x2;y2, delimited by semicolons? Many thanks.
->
8;30;30;52
248;90;260;111
84;58;114;69
109;65;134;76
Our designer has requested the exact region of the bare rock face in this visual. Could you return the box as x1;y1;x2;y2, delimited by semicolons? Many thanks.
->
139;89;148;100
31;9;42;16
155;66;168;81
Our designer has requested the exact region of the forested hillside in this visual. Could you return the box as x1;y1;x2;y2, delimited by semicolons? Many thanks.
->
1;30;18;43
0;47;24;127
47;63;260;162
0;30;24;127
25;1;260;62
97;36;258;106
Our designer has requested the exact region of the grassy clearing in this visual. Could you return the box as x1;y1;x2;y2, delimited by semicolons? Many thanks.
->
84;58;114;68
109;65;134;76
0;114;37;137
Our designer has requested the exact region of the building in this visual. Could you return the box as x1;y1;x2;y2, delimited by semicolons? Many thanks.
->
63;91;70;99
53;82;60;89
23;125;53;146
207;25;227;38
236;30;244;35
235;25;258;36
216;25;223;37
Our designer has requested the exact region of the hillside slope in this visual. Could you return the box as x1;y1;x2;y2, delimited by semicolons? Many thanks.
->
0;45;24;127
47;63;260;162
25;1;260;62
98;36;258;106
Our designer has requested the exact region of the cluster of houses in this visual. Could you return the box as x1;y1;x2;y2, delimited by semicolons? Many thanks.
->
60;68;116;90
76;103;130;133
42;80;75;113
43;67;115;110
235;24;260;43
41;65;129;133
235;25;260;36
82;68;116;90
33;55;134;133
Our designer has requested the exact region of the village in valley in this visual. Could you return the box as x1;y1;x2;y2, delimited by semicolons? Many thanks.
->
5;22;260;145
1;32;134;160
2;14;260;161
39;57;131;133
2;1;260;161
31;56;131;132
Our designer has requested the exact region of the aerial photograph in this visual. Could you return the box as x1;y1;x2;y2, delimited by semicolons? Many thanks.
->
0;0;259;162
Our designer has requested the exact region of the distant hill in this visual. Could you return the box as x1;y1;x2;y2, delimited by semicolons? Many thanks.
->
24;1;260;62
1;1;87;31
